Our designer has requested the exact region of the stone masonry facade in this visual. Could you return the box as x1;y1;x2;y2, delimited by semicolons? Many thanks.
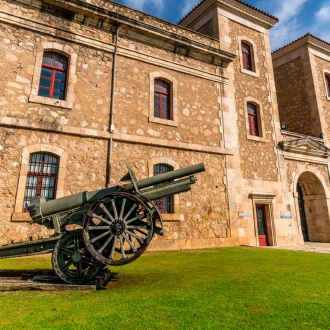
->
1;0;330;249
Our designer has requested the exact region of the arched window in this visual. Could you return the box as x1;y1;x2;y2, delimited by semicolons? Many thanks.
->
153;163;174;214
38;51;68;100
325;74;330;97
242;42;253;71
154;79;171;119
247;102;260;136
22;152;59;212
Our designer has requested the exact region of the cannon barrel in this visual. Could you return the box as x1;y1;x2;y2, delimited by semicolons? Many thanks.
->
125;162;205;190
29;163;205;221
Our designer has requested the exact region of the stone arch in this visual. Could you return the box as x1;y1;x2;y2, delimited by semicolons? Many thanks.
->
12;144;67;221
293;167;330;242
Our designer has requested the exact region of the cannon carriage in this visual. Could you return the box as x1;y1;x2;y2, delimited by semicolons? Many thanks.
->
0;163;205;284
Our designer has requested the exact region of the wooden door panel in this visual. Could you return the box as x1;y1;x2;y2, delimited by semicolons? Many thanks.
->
256;204;269;246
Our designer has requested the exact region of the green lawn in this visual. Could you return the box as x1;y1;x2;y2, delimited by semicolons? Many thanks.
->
0;247;329;329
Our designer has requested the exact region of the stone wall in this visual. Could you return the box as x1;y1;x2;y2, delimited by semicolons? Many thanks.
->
229;21;278;182
0;0;233;249
274;56;313;135
314;55;330;138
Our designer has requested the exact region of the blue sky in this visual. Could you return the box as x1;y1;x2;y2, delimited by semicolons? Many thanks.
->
113;0;330;51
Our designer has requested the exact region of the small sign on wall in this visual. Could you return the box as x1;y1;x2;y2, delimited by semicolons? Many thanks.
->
238;213;252;217
280;215;292;219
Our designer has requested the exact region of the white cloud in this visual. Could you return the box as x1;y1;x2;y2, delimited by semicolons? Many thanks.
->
315;3;330;21
180;0;201;18
310;3;330;42
122;0;164;13
270;0;308;50
273;0;307;22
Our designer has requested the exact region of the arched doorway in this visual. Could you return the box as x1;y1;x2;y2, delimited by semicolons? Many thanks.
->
297;172;330;242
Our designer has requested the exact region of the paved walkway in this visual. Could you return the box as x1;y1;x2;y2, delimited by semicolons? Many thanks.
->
267;242;330;254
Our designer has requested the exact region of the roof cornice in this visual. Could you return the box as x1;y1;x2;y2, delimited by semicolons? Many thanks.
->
179;0;278;29
19;0;235;65
272;34;330;60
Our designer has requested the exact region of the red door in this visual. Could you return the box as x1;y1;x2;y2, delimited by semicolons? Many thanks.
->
256;204;269;246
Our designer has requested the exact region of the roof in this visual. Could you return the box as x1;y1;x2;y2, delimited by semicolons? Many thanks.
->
272;33;330;54
178;0;279;24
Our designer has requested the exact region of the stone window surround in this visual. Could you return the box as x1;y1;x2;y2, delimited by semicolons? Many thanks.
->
244;97;268;142
238;36;259;78
322;69;330;100
12;145;67;222
149;72;178;127
29;42;78;109
147;158;182;221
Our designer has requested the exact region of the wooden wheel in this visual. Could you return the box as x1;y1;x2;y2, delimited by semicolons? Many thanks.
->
52;230;104;284
83;192;154;265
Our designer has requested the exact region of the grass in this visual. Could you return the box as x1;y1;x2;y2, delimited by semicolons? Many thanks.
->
0;247;329;329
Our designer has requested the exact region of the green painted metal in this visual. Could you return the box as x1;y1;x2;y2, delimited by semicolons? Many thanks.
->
0;163;205;283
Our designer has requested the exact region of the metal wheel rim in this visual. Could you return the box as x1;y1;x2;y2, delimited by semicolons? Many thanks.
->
83;192;154;266
52;230;104;284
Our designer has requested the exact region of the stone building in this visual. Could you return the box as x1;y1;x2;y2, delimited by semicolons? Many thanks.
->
0;0;329;250
272;34;330;243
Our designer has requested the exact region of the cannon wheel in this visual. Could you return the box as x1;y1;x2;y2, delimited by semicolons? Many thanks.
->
83;192;154;266
52;230;104;284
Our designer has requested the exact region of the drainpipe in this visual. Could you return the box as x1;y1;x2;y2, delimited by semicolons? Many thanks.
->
106;23;120;188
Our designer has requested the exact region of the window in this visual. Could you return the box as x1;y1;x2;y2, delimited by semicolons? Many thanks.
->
153;164;174;214
38;52;68;100
247;102;260;136
325;74;330;97
154;79;171;119
22;153;59;212
242;42;252;71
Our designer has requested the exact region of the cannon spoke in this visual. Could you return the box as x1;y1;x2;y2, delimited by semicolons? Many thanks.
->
59;247;74;257
91;230;112;244
76;260;82;279
52;231;104;284
125;213;145;225
127;224;148;230
122;203;138;222
119;198;126;219
123;233;138;252
99;203;115;222
124;229;144;243
98;233;115;254
60;259;74;272
83;192;154;266
88;212;113;226
88;226;111;231
109;236;117;260
119;236;126;260
111;199;118;219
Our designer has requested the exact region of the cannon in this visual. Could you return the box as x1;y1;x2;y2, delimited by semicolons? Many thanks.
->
0;163;205;284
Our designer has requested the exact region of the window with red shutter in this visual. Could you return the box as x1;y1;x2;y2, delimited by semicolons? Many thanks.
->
242;42;253;71
325;75;330;97
247;102;260;136
154;79;171;119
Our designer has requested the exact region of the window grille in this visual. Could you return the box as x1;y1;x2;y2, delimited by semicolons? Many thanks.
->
22;152;59;212
153;163;174;213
